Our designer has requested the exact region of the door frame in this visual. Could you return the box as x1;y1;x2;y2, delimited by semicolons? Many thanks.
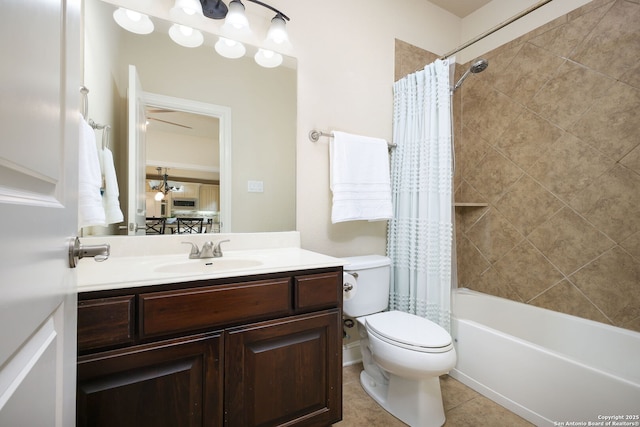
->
143;92;232;233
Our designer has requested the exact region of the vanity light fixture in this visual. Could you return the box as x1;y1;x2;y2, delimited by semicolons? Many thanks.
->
112;0;291;67
113;7;154;34
202;0;290;49
169;24;204;48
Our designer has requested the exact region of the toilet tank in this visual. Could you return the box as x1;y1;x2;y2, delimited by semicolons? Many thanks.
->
341;255;391;318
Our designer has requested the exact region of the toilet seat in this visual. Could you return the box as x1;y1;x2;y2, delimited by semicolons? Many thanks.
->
365;311;453;353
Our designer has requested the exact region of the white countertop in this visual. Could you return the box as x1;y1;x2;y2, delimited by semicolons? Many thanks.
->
77;232;345;293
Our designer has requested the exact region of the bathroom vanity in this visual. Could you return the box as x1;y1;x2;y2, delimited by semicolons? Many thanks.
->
76;233;344;427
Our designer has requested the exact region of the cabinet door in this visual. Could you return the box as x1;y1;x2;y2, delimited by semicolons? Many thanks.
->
77;333;223;427
225;310;342;427
199;184;220;211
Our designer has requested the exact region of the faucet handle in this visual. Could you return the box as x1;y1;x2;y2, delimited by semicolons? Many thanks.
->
182;242;200;258
213;239;230;257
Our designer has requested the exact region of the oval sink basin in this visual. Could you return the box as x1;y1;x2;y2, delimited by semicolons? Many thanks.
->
154;258;263;274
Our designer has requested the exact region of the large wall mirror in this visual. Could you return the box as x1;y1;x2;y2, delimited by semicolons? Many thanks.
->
83;0;297;235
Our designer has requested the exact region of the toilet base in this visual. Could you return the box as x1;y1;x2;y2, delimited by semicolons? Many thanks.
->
360;370;446;427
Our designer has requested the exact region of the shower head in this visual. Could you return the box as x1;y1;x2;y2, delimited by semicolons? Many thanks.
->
470;58;489;73
453;58;489;91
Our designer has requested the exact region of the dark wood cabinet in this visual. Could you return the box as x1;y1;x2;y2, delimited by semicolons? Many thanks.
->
77;333;223;427
77;268;342;427
225;310;341;427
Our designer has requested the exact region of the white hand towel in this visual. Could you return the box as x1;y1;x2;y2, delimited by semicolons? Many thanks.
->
78;117;106;228
330;131;393;223
101;147;124;224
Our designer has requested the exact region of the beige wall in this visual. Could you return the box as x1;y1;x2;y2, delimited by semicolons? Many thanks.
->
452;0;640;333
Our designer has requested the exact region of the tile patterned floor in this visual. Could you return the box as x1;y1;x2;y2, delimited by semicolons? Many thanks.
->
333;364;534;426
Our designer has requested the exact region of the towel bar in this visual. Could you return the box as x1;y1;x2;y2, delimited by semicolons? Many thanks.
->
309;129;396;148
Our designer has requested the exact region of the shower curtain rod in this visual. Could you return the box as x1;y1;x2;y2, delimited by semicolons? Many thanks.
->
440;0;554;60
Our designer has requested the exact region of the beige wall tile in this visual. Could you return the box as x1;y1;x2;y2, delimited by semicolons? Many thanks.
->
620;232;640;261
456;236;491;287
569;82;640;160
569;164;640;243
466;148;523;203
529;280;610;324
528;60;616;130
494;175;564;236
463;85;526;145
570;246;640;326
527;132;614;201
492;43;565;105
621;144;640;175
527;207;615;275
494;110;563;170
493;240;564;302
466;209;523;264
470;266;523;301
529;2;613;58
457;125;491;177
394;39;438;82
570;0;640;83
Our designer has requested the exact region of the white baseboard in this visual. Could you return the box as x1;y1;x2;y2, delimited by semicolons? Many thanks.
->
342;341;362;366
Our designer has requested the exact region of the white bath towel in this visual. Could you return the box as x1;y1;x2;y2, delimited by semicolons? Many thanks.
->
101;147;124;224
78;117;106;228
330;131;393;223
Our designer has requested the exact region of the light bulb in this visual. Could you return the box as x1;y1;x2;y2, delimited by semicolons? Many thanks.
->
125;9;142;22
227;1;248;29
222;0;251;36
113;7;154;34
171;0;204;18
255;49;283;68
155;191;165;201
215;37;246;59
169;24;204;48
266;15;288;45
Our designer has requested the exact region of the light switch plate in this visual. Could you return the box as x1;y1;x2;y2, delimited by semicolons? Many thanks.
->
247;180;264;193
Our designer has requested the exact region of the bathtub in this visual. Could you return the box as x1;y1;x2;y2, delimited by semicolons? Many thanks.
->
450;289;640;427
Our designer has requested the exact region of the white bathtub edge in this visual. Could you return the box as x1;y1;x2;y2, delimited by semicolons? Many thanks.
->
449;368;552;427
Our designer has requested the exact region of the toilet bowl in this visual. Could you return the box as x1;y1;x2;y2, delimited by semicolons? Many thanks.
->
342;255;456;427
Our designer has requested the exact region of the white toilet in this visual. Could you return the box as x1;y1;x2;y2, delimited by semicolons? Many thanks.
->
342;255;456;427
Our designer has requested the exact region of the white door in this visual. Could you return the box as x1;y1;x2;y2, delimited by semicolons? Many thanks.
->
0;0;80;426
127;65;147;235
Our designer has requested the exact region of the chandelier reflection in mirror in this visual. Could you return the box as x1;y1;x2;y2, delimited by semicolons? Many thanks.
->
112;0;290;68
149;167;184;201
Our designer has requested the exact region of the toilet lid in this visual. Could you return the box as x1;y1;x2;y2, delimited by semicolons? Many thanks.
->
366;311;452;352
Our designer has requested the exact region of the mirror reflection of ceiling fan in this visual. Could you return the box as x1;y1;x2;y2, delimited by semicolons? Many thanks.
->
146;108;193;129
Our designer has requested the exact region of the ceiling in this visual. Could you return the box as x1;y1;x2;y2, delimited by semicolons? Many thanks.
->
428;0;492;17
146;108;219;139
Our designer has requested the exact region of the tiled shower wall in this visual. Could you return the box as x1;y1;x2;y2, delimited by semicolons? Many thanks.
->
396;0;640;333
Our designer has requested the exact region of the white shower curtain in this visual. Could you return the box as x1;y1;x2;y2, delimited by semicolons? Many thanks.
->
387;58;453;332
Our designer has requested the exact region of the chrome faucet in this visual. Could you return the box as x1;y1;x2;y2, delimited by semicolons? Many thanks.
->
212;239;230;257
182;239;230;259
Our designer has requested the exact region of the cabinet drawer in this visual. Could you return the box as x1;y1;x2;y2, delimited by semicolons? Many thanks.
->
78;295;135;352
294;272;341;311
139;279;291;338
